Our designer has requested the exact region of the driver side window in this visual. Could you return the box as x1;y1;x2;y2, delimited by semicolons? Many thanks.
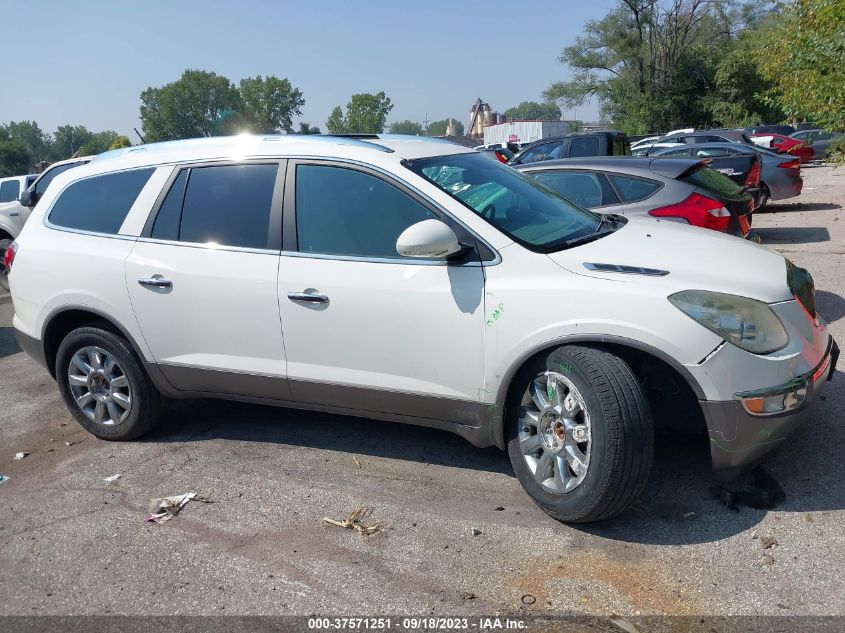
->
295;165;438;259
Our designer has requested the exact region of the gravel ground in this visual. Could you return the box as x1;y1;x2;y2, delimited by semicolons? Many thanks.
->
0;166;843;619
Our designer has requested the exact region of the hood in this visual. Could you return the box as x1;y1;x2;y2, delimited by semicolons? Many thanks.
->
546;217;792;303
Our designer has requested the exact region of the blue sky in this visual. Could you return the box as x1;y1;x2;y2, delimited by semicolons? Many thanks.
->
1;0;618;138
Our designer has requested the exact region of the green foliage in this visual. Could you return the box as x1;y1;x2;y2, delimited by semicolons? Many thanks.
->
544;1;779;134
0;139;30;177
389;120;423;135
140;70;242;141
3;121;51;164
426;118;464;136
239;75;305;134
504;101;561;121
51;125;94;160
109;135;132;150
297;122;321;135
325;92;393;134
754;0;845;132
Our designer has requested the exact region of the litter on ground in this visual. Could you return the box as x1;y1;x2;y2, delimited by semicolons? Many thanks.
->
104;474;122;483
0;475;9;484
145;492;202;524
14;452;29;460
323;506;382;536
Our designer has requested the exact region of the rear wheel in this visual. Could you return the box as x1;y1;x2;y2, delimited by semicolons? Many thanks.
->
56;326;162;440
506;345;654;522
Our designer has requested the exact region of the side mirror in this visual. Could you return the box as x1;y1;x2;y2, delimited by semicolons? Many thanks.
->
19;190;35;207
396;219;463;259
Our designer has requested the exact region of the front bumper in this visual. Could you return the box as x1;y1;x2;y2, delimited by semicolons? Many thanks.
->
701;337;838;481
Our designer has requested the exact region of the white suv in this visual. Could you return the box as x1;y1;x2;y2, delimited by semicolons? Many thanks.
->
7;135;837;522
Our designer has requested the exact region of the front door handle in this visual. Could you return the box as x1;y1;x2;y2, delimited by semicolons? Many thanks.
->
287;291;328;304
138;275;173;289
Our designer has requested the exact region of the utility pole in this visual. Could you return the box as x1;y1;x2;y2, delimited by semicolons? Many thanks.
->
422;112;431;133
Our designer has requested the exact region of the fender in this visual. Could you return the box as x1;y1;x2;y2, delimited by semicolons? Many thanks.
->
490;333;707;449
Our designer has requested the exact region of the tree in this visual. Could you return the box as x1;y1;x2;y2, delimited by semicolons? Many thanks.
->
427;118;464;136
389;120;423;135
3;121;50;164
51;125;94;160
0;139;29;177
753;0;845;132
140;69;244;141
109;135;132;150
297;122;321;135
325;92;393;134
504;101;562;120
239;75;305;134
544;1;751;133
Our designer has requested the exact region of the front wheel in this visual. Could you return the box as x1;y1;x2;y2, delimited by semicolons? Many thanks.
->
506;345;654;522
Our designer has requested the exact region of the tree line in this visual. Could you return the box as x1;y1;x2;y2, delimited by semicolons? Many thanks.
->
0;123;131;177
544;0;845;137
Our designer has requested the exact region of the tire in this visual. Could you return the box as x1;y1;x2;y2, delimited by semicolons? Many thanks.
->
56;326;162;440
506;344;653;523
0;238;11;292
757;184;770;210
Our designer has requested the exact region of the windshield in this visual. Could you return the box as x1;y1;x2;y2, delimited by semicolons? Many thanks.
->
404;153;601;251
681;165;747;200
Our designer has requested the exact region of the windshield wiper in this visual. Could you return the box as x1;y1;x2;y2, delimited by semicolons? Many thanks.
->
542;229;616;252
593;212;620;234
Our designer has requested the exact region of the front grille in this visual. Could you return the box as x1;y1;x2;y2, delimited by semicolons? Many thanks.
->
787;260;816;318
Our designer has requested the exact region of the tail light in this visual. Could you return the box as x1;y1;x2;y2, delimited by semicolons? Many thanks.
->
745;159;761;187
648;193;732;232
778;158;800;170
493;150;508;164
2;240;17;274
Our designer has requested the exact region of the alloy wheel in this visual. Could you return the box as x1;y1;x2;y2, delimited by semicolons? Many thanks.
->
518;371;592;493
67;346;132;426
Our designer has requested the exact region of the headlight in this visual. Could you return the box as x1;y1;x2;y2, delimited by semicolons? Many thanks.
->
668;290;788;354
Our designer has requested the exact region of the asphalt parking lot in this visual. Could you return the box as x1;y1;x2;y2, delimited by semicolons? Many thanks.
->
1;166;843;618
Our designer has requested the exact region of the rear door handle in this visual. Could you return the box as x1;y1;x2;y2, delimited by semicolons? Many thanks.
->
287;291;328;304
138;275;173;289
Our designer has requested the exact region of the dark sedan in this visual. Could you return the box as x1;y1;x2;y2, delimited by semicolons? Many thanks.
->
515;157;753;237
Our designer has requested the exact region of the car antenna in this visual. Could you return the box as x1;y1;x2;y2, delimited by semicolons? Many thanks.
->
134;127;146;144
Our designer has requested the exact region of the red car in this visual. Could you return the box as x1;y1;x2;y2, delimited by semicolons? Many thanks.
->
750;133;815;163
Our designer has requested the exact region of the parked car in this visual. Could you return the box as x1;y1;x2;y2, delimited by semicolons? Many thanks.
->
789;129;843;161
0;174;38;205
1;157;92;289
515;157;753;237
7;135;837;523
651;142;802;208
478;147;514;163
749;133;815;164
630;135;661;152
655;129;756;146
745;124;796;137
508;131;631;165
632;141;683;156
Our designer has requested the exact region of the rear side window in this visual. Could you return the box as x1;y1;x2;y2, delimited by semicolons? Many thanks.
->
296;164;438;259
681;166;745;199
517;142;564;164
568;136;600;157
532;171;619;208
164;164;278;249
48;168;154;234
0;180;20;203
608;174;661;202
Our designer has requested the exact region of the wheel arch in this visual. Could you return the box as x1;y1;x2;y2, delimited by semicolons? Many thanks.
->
492;334;707;449
41;306;151;380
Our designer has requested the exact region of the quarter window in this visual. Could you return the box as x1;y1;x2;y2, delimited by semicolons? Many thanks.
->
295;165;438;259
568;136;600;157
175;164;277;249
608;174;661;202
48;168;155;234
0;180;20;203
531;171;619;208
